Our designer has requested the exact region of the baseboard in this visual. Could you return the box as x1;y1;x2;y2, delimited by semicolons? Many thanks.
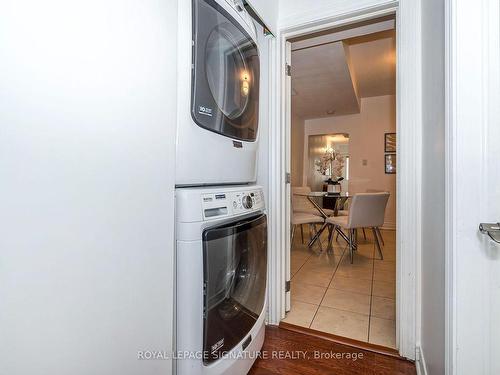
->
416;346;428;375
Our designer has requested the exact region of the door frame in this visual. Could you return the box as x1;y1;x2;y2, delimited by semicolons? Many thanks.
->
266;0;422;361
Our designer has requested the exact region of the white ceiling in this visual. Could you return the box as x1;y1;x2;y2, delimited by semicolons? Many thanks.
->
291;41;360;119
291;25;396;119
347;32;396;98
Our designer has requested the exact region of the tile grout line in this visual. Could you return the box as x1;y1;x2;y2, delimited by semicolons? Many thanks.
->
290;238;316;280
293;230;397;344
287;236;317;327
368;229;398;346
314;304;371;318
367;235;376;343
289;231;334;327
310;232;373;339
288;230;398;340
308;239;347;329
297;231;335;328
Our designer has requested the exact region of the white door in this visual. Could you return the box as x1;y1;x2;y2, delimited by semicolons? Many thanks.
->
449;0;500;373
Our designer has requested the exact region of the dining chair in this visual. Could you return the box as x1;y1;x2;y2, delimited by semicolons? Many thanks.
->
334;210;367;244
326;192;390;263
292;186;334;217
291;212;325;251
336;189;387;243
365;189;388;245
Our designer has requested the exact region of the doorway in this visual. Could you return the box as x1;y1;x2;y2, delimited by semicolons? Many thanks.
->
265;0;421;362
282;16;398;350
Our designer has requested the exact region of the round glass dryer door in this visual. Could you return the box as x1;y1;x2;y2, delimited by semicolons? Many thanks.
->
192;0;260;142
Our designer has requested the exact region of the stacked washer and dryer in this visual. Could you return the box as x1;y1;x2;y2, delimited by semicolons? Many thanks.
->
175;1;267;374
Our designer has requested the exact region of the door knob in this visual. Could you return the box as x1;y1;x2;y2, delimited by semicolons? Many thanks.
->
479;223;500;243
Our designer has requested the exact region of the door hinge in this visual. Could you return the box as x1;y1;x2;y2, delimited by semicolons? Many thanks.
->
285;172;291;184
285;280;291;292
285;64;292;77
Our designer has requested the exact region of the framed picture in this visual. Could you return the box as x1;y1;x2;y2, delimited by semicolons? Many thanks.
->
385;133;396;153
385;153;396;174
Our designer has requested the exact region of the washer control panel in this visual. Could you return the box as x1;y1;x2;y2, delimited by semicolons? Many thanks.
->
201;188;265;219
232;190;264;214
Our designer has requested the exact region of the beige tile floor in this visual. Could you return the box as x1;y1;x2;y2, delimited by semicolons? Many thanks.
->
283;227;397;349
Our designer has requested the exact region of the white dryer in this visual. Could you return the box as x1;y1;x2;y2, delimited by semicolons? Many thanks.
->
175;185;267;375
176;0;261;186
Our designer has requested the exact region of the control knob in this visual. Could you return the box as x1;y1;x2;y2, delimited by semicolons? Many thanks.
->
242;195;253;209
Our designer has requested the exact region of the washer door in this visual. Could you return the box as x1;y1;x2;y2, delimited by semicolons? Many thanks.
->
192;0;260;142
202;214;267;363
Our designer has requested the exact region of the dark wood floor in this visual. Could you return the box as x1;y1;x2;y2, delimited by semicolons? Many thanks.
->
249;326;416;375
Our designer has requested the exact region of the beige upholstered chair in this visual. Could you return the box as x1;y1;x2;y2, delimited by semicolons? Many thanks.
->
364;189;387;244
292;186;334;217
336;189;388;243
291;187;326;250
326;192;390;263
291;212;325;250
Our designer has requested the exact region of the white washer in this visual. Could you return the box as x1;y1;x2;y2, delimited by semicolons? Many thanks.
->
175;185;267;375
176;0;261;186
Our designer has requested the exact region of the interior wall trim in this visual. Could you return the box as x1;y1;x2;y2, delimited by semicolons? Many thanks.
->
416;346;429;375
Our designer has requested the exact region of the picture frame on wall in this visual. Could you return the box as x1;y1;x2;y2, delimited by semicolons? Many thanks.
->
385;133;396;153
385;153;396;174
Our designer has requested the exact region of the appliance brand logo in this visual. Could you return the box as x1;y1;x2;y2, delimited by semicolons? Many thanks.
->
211;338;224;354
198;105;213;117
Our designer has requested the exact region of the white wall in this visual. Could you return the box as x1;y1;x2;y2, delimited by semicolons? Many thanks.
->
290;113;305;186
0;1;177;374
246;0;278;35
420;0;445;373
304;95;396;228
278;0;397;29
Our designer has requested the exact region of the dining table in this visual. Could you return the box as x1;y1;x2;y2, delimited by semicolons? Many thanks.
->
294;191;351;248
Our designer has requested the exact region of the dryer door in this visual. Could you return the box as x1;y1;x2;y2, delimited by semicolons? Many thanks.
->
202;213;267;363
192;0;260;142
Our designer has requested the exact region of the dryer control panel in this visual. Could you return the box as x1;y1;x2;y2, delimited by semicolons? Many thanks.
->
201;188;265;220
